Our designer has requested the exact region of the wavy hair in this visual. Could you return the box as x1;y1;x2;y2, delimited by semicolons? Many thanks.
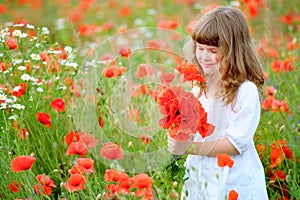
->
183;6;264;106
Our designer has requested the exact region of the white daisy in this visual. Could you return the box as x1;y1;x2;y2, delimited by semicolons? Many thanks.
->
12;30;21;37
64;46;72;53
37;87;44;92
30;54;41;61
17;66;26;71
26;24;35;29
41;27;49;35
21;74;31;81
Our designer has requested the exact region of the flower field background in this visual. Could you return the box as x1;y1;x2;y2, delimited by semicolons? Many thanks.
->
0;0;299;199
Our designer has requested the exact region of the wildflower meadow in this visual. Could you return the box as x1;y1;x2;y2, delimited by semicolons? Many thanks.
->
0;0;299;199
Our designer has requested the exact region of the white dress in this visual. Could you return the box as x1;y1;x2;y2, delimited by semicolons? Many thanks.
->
181;81;268;200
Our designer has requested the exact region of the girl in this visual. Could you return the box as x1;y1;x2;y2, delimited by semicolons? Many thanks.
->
168;6;269;200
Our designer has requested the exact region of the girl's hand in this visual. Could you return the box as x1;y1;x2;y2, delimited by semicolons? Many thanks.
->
167;135;193;155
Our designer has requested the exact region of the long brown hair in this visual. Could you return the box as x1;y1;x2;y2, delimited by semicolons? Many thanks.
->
183;6;264;106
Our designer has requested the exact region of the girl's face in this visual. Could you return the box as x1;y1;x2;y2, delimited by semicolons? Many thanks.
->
195;43;219;76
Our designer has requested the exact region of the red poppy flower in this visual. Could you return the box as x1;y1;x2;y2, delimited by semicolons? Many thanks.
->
66;141;87;157
119;5;131;17
271;100;289;113
246;1;259;18
34;174;56;195
104;169;123;182
50;98;65;112
11;155;36;172
134;188;153;200
287;40;298;50
149;89;160;102
270;146;284;168
146;40;161;50
158;89;181;129
105;184;117;198
0;4;7;14
132;173;152;189
36;112;51;128
134;63;155;78
100;142;124;160
118;45;131;58
64;174;85;192
0;62;6;71
270;139;294;168
79;133;98;148
158;86;213;140
168;126;190;141
262;95;274;111
138;133;151;145
228;190;238;200
179;93;202;133
175;57;206;83
115;172;131;193
265;86;275;96
8;180;22;192
78;24;98;36
101;22;114;31
65;131;81;145
103;169;131;197
12;83;27;98
102;65;117;78
282;59;294;72
100;53;115;65
36;174;56;187
275;170;287;181
5;38;18;50
159;72;175;85
217;154;234;168
76;158;94;174
265;48;279;58
117;66;127;76
18;128;29;140
69;164;85;175
135;85;148;95
129;109;140;122
68;10;83;23
40;51;53;63
280;13;294;25
157;20;179;29
282;145;293;159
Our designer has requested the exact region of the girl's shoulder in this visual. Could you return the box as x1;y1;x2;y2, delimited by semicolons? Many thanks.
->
238;80;258;95
239;80;258;90
236;80;259;102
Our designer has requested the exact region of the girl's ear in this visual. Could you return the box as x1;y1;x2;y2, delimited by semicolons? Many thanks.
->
183;38;195;63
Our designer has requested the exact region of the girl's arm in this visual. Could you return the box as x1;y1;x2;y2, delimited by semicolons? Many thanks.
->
168;136;239;156
186;138;239;156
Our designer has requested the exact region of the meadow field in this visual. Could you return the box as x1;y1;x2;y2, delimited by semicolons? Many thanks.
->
0;0;299;199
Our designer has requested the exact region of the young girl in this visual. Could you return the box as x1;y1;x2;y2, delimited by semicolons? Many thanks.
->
168;6;269;200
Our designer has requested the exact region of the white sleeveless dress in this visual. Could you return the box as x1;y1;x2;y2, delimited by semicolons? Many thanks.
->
181;81;268;200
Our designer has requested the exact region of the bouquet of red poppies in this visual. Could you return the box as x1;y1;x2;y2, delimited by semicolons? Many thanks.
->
157;58;214;141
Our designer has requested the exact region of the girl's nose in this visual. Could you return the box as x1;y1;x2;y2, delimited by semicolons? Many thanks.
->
202;50;211;60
